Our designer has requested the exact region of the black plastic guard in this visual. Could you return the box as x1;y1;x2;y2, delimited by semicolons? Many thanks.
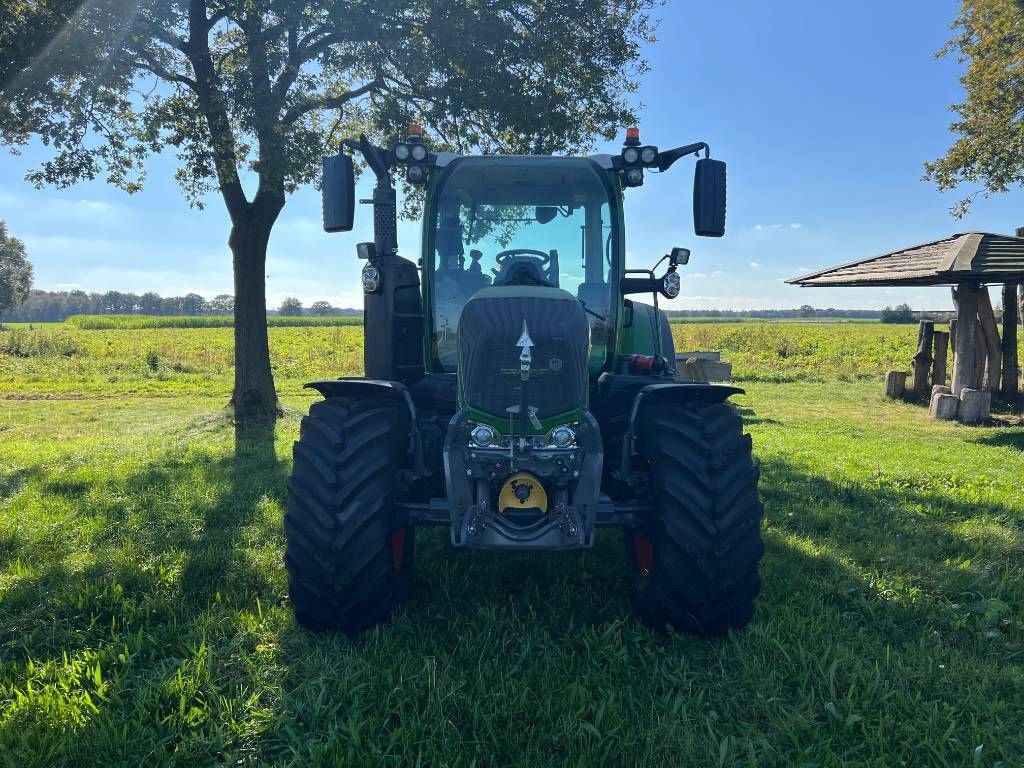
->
303;378;428;477
619;381;745;477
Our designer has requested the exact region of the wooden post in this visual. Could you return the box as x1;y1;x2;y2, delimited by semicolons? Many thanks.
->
949;317;957;372
974;324;988;387
1003;282;1020;399
884;370;907;399
959;388;992;424
932;330;949;387
929;391;959;420
911;320;934;397
951;283;981;396
977;287;1001;393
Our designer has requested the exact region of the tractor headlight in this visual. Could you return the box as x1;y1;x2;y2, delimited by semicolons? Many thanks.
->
406;164;426;183
622;146;640;165
361;264;380;293
625;167;644;187
393;143;411;162
663;270;681;299
470;424;498;447
547;425;576;448
640;145;658;164
410;143;428;162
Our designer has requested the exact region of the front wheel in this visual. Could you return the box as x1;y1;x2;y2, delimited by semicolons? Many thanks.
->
284;396;414;633
626;399;764;635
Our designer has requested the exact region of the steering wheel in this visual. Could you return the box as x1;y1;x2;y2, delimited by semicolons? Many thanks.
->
495;248;551;266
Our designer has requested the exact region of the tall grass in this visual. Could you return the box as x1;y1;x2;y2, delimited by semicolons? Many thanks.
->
65;314;363;330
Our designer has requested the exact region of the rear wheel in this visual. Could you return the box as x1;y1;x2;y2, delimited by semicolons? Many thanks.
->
626;399;763;635
285;396;414;633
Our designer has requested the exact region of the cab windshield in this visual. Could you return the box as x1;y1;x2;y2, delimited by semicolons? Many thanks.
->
429;157;617;371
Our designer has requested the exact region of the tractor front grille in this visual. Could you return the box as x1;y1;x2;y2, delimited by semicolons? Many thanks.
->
459;289;589;423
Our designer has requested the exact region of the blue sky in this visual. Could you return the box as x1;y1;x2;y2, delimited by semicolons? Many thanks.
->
3;0;1022;311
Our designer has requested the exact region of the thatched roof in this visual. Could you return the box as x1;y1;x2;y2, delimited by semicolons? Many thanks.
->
788;232;1024;287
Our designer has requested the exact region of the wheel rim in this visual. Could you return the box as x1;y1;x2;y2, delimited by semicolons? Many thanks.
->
632;531;654;576
391;528;409;571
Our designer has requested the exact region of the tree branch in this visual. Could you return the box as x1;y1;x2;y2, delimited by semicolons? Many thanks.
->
281;77;383;125
132;47;197;90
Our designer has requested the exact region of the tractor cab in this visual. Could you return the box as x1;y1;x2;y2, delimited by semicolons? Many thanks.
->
425;156;619;373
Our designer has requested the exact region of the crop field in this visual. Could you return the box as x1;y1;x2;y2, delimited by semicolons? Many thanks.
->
1;321;1023;766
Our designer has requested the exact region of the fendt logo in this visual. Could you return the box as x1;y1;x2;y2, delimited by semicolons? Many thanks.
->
516;320;533;381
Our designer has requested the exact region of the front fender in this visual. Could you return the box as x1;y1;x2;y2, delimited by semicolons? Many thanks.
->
304;378;428;477
620;381;745;477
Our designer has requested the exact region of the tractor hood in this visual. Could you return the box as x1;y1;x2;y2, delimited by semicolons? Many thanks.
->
458;286;590;431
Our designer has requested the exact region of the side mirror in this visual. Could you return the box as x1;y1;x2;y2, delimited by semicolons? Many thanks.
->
322;154;355;232
693;158;726;237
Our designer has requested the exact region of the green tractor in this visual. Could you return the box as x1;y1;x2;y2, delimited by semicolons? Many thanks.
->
285;125;763;635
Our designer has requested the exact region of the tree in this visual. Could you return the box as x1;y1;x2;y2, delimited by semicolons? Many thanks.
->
309;300;332;316
0;220;33;314
181;292;208;315
209;293;234;314
279;297;303;316
1;0;654;421
880;303;915;324
925;0;1024;217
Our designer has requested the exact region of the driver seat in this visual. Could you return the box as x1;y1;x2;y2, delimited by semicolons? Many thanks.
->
492;257;555;287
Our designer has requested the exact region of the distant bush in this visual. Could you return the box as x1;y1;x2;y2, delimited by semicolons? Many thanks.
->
0;328;80;357
65;314;364;330
880;303;915;324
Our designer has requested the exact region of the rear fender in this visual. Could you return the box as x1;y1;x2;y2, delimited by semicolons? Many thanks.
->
304;378;428;477
619;382;744;477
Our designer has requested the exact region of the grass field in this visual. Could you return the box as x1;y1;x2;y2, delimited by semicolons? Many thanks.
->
2;322;1023;766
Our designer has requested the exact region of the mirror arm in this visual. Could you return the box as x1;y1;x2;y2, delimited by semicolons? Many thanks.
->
657;141;710;172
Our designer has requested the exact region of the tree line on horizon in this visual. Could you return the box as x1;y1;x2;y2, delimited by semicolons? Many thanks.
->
1;288;944;324
0;290;361;323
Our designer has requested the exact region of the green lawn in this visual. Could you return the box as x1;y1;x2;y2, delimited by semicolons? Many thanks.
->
2;375;1022;766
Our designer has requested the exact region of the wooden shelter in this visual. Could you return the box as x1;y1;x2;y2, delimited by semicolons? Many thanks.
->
788;232;1024;419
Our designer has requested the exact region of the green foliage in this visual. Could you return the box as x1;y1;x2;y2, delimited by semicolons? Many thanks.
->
1;382;1022;765
670;321;972;382
1;0;655;204
0;220;33;313
925;0;1024;216
880;302;915;324
277;297;303;317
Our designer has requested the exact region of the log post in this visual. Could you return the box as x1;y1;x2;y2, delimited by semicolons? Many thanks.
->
977;287;1002;393
959;388;992;424
884;370;907;399
929;391;959;420
932;330;949;387
951;283;981;396
911;320;934;398
1002;282;1019;400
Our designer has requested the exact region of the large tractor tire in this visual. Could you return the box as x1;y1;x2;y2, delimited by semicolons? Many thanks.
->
626;399;763;635
285;396;414;633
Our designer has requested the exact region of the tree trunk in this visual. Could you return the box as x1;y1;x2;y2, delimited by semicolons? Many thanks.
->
229;203;282;421
1002;282;1019;400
